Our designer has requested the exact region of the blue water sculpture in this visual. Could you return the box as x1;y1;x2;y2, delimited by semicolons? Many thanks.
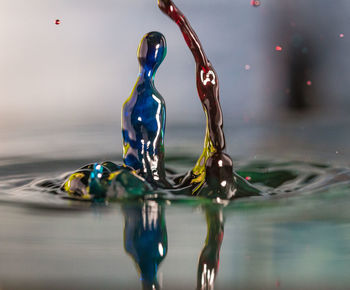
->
122;31;170;188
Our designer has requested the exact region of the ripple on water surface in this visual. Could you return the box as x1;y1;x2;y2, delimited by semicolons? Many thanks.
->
0;155;349;209
1;156;350;290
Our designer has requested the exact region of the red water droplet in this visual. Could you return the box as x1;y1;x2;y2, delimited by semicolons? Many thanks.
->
306;80;312;86
339;33;344;38
275;45;283;51
250;0;261;7
55;19;61;25
245;176;252;181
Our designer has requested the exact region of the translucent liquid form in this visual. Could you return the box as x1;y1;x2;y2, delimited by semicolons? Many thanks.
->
121;32;169;189
61;0;260;202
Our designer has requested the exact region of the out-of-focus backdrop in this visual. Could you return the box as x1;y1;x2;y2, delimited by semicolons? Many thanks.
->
0;0;349;162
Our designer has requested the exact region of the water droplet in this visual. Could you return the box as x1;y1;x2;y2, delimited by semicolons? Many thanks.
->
244;64;251;70
250;0;261;7
55;19;61;25
306;80;312;86
275;45;283;51
339;33;344;38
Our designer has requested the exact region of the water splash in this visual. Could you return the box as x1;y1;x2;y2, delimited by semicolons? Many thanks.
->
57;0;260;202
2;1;347;205
30;0;349;205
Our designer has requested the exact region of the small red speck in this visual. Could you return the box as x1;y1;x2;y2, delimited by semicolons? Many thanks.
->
339;33;344;38
244;64;251;70
275;45;283;51
245;176;252;181
55;19;61;25
306;80;312;86
250;0;261;7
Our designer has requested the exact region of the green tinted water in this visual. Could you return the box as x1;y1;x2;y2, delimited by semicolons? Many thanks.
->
0;152;349;289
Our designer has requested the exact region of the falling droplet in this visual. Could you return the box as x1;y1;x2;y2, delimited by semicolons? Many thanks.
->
250;0;261;7
275;45;283;51
244;64;251;71
339;33;344;38
306;80;312;86
55;19;61;25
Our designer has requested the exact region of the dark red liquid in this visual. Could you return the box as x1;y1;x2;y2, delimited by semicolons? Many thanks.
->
158;0;226;152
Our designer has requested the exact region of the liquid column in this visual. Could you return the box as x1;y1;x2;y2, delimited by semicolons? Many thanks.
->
122;32;170;188
158;0;235;198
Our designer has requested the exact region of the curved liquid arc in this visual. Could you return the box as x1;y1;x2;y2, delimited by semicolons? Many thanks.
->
157;0;238;199
158;0;226;152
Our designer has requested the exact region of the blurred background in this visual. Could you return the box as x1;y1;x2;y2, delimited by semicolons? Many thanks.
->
0;0;349;162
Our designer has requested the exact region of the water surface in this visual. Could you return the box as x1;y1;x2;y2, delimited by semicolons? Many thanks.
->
0;125;349;289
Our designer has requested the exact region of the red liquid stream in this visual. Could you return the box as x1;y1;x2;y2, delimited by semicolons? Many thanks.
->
158;0;226;152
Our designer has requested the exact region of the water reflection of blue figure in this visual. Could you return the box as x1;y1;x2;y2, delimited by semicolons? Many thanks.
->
122;201;168;290
122;31;170;188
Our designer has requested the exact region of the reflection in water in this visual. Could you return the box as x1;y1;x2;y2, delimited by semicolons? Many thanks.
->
197;205;224;290
122;200;224;290
122;201;167;290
